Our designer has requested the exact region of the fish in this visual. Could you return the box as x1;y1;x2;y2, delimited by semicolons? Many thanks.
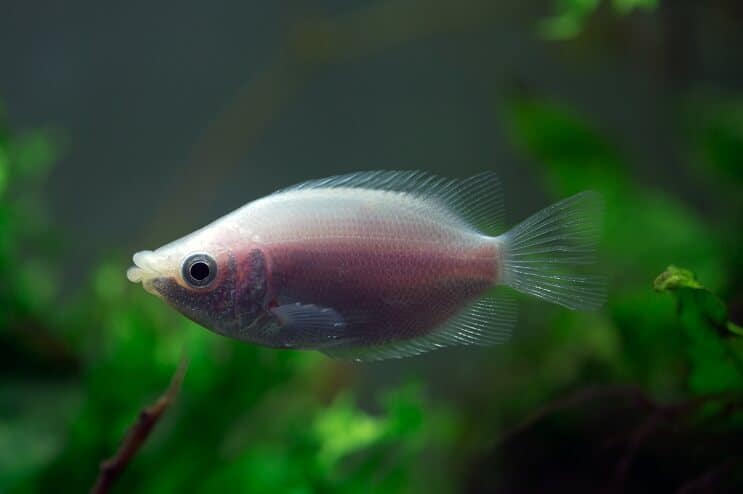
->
127;171;605;361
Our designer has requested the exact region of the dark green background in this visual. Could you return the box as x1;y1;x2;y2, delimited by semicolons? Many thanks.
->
1;1;741;492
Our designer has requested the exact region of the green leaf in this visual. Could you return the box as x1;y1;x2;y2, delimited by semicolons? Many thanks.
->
655;266;743;394
653;265;703;291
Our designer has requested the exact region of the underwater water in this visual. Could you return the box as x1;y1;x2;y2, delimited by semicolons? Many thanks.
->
1;1;742;493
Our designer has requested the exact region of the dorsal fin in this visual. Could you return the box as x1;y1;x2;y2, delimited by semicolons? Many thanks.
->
320;291;517;362
273;170;505;234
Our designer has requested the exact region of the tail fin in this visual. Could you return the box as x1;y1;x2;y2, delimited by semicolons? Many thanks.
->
498;191;606;311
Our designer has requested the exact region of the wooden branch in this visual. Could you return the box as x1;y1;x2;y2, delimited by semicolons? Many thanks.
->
90;357;189;494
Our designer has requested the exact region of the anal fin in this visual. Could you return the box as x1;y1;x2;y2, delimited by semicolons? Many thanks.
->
321;291;517;362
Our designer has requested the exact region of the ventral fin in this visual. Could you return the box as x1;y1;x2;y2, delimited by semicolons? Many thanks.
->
270;303;348;348
274;170;505;234
321;291;517;362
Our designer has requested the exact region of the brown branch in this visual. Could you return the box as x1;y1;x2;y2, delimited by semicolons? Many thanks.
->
90;356;189;494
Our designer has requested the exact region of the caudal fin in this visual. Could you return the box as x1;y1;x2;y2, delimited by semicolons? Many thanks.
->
498;191;606;311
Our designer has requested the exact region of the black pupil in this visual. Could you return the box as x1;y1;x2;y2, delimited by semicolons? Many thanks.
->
189;261;210;281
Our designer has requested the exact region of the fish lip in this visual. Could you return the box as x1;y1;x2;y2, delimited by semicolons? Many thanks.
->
127;250;166;296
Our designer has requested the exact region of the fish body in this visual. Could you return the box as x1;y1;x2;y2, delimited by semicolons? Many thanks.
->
128;171;605;361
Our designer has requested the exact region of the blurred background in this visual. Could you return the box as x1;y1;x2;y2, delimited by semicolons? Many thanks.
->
1;1;742;492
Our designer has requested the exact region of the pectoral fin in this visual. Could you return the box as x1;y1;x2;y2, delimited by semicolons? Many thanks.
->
270;303;348;348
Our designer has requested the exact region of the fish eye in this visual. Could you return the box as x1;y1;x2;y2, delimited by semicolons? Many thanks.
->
182;253;217;288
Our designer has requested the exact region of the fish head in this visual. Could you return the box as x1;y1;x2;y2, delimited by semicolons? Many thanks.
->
127;224;268;337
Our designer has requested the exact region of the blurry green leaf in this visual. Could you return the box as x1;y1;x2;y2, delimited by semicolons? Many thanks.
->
313;394;384;468
684;92;743;196
506;96;626;191
0;146;8;198
611;290;687;392
541;0;599;39
11;130;55;180
728;322;743;337
612;0;657;14
93;262;127;303
540;13;584;40
15;259;57;313
655;266;743;394
542;0;657;39
0;381;81;490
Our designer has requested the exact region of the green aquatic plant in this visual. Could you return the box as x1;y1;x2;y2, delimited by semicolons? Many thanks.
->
655;265;743;393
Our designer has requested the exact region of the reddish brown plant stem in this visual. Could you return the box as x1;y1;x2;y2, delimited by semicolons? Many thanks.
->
90;357;189;494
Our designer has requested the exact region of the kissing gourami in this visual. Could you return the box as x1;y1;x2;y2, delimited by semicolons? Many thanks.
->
127;171;605;361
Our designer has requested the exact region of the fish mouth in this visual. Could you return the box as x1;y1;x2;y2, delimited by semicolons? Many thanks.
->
127;250;165;296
